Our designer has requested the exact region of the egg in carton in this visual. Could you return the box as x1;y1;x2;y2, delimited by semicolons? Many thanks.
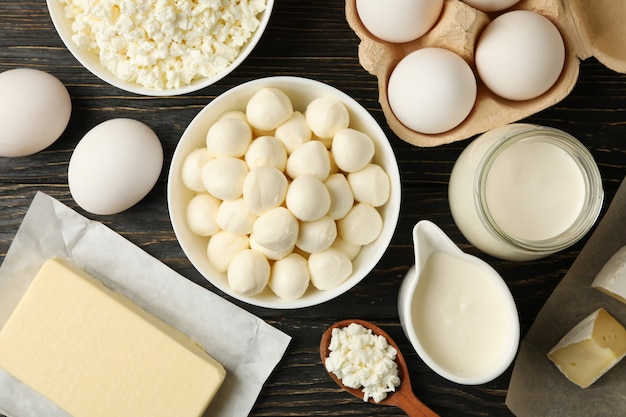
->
346;0;626;147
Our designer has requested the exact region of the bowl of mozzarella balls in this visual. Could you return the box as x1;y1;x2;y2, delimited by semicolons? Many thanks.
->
168;76;401;308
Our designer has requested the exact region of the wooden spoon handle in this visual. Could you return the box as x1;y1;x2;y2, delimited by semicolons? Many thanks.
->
395;390;439;417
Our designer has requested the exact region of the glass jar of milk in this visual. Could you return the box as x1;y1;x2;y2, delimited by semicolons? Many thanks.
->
448;123;603;261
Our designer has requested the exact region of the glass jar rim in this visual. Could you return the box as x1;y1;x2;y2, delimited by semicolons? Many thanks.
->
474;124;604;255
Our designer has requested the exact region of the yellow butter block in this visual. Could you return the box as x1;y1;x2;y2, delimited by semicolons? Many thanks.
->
0;257;226;417
547;308;626;388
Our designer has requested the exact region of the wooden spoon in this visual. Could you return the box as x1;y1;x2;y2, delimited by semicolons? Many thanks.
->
320;319;439;417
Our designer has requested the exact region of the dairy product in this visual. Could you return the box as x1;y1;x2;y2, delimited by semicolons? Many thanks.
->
296;216;337;253
202;156;249;201
268;253;310;300
448;124;603;260
548;308;626;388
206;231;250;272
205;117;253;158
325;322;400;402
286;140;331;180
227;249;270;296
250;207;298;258
216;198;258;235
410;251;517;380
305;96;350;139
324;173;354;220
331;128;375;172
592;246;626;304
286;175;331;221
59;0;268;90
246;87;294;131
0;257;225;417
181;148;212;192
179;86;394;297
244;135;287;170
337;203;383;245
274;111;312;154
347;164;390;207
309;248;353;290
242;166;288;215
186;193;221;236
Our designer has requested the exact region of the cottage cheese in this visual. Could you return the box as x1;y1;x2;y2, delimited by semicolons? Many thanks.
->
59;0;268;89
325;323;400;403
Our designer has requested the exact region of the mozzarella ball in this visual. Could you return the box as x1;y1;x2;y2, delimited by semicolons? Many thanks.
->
205;117;252;158
356;0;443;43
274;111;312;154
308;248;353;290
181;148;212;192
246;87;294;131
286;175;331;221
286;140;331;180
347;164;390;207
202;157;248;200
324;173;354;220
245;135;287;171
216;198;258;235
207;231;249;272
475;10;565;101
251;207;299;255
296;216;337;253
305;96;350;139
331;128;375;172
242;166;288;215
332;236;362;260
388;47;477;134
269;253;310;300
186;193;221;236
337;203;383;245
219;110;248;122
227;249;270;296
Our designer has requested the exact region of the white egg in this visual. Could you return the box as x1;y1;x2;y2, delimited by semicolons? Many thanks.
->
475;10;565;101
355;0;444;43
461;0;520;12
68;118;163;215
0;68;71;157
387;47;477;134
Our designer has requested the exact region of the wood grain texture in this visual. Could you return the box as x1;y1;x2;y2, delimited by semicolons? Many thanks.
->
0;0;625;416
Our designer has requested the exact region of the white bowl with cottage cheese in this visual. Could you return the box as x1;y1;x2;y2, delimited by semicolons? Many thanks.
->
46;0;274;96
167;77;401;309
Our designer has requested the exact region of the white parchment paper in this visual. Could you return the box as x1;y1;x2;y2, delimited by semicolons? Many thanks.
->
0;192;292;417
506;175;626;416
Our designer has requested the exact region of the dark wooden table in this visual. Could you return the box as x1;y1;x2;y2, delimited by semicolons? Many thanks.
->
1;1;625;416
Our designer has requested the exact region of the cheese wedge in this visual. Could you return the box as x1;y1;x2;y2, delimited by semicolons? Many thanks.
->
592;245;626;304
547;308;626;388
0;257;226;417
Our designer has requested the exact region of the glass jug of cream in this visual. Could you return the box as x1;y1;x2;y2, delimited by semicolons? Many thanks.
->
448;123;603;261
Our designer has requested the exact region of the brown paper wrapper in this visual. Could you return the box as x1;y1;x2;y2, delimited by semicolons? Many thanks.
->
506;175;626;416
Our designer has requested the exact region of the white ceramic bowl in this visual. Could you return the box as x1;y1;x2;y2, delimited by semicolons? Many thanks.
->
168;76;401;308
46;0;274;96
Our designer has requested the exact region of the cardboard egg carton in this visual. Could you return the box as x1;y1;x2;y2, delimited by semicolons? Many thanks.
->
346;0;626;147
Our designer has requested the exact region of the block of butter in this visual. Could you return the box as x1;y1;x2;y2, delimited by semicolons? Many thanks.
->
0;257;226;417
592;245;626;304
547;308;626;388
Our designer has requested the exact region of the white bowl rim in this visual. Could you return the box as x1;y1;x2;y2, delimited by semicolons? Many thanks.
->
45;0;275;96
167;76;401;309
